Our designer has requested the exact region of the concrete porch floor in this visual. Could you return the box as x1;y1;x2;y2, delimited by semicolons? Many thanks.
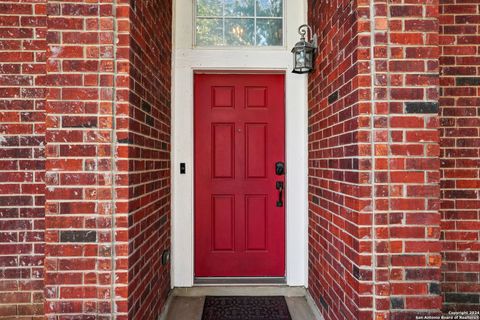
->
162;286;322;320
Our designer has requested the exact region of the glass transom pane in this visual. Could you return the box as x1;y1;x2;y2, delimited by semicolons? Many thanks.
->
196;18;224;46
225;0;254;17
195;0;284;47
256;19;282;46
225;18;255;45
256;0;282;17
197;0;223;16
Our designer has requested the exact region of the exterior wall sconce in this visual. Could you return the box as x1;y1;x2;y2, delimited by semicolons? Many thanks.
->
291;24;317;74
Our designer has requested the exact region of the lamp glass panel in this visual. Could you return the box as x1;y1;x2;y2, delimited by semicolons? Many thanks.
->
305;51;312;68
296;50;306;68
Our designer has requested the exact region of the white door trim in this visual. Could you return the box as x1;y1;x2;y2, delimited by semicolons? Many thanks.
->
171;0;308;287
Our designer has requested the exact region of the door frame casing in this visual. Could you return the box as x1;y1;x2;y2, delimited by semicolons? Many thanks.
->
172;0;308;287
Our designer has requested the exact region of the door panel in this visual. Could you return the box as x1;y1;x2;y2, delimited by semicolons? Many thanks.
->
212;124;235;178
194;74;285;277
212;195;234;251
245;195;267;251
246;123;267;178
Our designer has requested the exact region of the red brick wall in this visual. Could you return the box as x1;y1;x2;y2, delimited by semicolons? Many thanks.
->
439;0;480;311
308;0;367;318
0;1;46;318
309;0;443;319
126;0;172;318
1;0;172;317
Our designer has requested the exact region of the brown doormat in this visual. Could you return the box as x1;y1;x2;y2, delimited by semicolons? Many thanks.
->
201;296;292;320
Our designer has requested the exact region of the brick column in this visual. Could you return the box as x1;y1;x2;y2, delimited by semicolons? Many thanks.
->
44;0;129;317
359;0;442;319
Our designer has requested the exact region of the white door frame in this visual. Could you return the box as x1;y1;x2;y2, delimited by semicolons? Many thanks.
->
171;0;308;287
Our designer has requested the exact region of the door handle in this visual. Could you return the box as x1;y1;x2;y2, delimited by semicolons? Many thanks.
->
276;181;284;207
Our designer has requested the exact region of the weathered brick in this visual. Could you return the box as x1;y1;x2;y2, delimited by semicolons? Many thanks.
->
327;91;338;104
405;102;439;114
445;293;479;304
429;283;441;295
455;77;480;86
391;297;404;309
319;295;328;310
59;230;96;243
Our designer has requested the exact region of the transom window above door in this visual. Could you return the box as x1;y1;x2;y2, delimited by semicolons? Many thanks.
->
195;0;284;47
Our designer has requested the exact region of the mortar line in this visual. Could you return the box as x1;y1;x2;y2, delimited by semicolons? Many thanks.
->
110;0;119;316
368;0;378;315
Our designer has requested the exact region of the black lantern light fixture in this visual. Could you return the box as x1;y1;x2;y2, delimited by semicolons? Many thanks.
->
291;24;317;74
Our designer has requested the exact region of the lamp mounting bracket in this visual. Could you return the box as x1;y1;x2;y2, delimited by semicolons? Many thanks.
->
297;24;317;49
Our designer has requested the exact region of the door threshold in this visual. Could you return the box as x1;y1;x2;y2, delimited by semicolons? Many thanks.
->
194;277;286;286
173;285;306;297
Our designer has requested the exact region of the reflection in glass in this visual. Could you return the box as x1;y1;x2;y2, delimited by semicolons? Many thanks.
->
225;0;254;16
197;0;223;16
256;19;282;46
196;18;224;46
256;0;282;17
225;18;255;45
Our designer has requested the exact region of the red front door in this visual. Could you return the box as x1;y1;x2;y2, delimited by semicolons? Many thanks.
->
194;74;285;277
